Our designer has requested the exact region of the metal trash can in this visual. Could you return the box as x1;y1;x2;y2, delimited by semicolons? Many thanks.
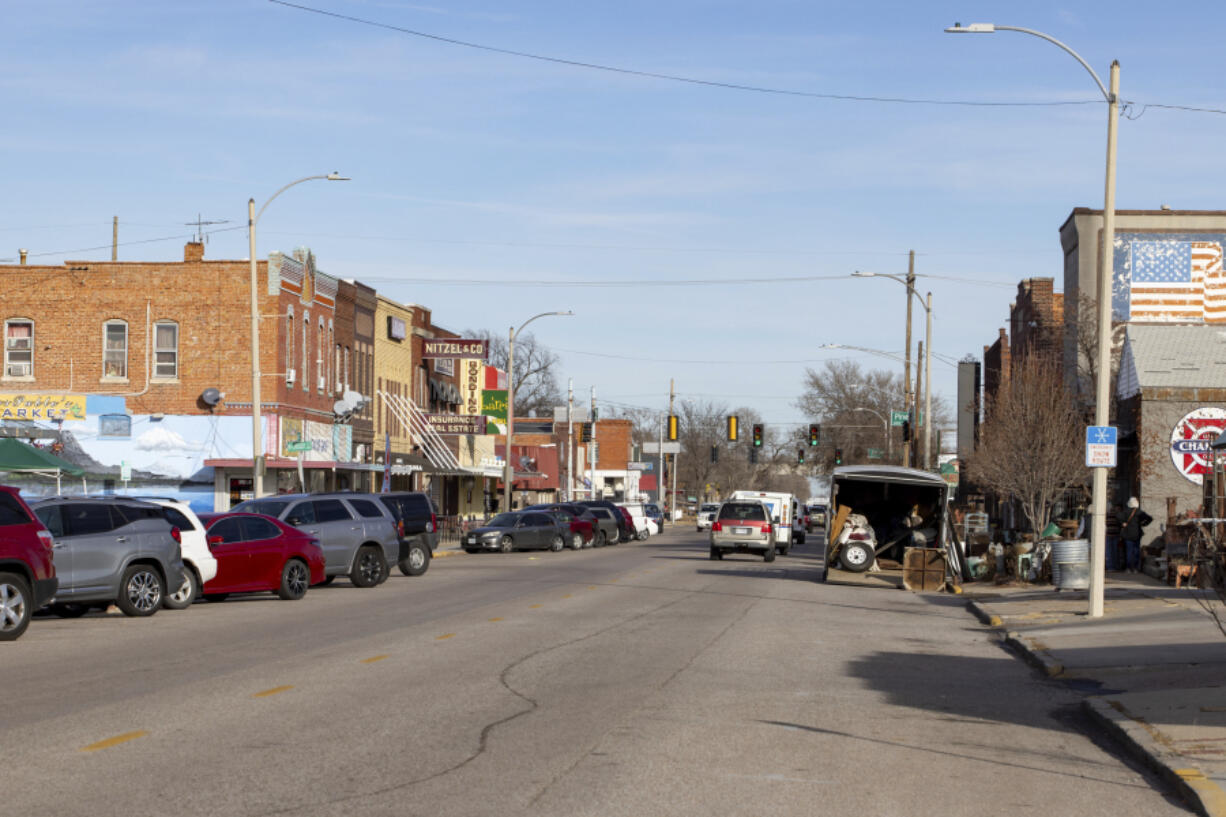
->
1051;539;1090;590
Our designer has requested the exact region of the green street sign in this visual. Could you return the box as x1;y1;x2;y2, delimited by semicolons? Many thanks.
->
867;448;884;460
890;411;907;427
287;440;312;453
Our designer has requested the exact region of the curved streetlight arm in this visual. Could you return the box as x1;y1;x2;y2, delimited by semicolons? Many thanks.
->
512;310;575;342
944;23;1111;102
253;172;349;226
853;271;929;312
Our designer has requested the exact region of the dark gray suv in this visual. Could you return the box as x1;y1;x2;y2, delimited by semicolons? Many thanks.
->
233;493;400;587
32;496;185;617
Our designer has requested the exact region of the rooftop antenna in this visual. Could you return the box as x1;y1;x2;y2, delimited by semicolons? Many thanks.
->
185;214;230;243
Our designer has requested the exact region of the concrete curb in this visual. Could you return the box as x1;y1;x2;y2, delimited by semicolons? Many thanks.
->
1003;630;1065;677
965;600;1003;628
1084;696;1226;817
432;548;466;559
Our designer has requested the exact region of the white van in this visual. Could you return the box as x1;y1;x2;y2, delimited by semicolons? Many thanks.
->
727;491;803;555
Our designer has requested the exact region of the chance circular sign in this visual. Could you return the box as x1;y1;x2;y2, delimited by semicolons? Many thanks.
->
1169;406;1226;485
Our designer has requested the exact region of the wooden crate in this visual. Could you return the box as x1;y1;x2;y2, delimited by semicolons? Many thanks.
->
902;547;946;592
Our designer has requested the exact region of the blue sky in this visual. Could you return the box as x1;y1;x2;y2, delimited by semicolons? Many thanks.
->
4;1;1225;430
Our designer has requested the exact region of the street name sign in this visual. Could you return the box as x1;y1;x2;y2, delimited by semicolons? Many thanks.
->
642;442;681;454
1086;425;1117;468
890;411;907;427
287;440;312;453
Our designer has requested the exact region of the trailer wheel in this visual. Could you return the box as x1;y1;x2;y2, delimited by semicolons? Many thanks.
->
839;540;875;573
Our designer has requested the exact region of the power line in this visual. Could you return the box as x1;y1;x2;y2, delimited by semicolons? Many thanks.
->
1;225;247;263
269;1;1100;109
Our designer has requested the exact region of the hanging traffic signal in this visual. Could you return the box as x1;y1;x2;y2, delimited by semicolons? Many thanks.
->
834;448;844;466
667;415;678;441
752;423;763;447
808;423;820;446
581;422;593;443
797;449;805;465
710;445;719;464
727;415;738;442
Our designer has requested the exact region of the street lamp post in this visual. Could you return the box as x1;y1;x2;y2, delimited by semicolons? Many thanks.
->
503;311;574;514
849;272;934;469
946;22;1118;618
248;173;348;499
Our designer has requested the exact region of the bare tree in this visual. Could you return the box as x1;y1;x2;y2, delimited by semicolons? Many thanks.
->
1074;294;1126;415
468;329;563;418
966;354;1087;537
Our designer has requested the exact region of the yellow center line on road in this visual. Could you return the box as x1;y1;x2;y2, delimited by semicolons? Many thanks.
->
529;604;543;609
253;685;294;698
81;730;148;752
360;654;390;664
561;594;572;599
488;617;503;622
436;633;456;640
588;586;597;590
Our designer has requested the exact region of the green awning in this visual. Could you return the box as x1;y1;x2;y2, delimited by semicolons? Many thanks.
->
0;438;85;476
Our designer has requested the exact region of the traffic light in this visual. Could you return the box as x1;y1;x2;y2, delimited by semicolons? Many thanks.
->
727;415;738;442
808;423;820;447
667;414;678;441
581;422;593;443
834;448;844;466
710;445;719;464
797;449;805;465
752;423;763;447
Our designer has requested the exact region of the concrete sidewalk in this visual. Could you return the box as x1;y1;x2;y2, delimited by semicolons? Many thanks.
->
966;574;1226;816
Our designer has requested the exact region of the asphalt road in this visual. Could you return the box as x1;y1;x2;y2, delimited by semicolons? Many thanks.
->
4;527;1191;816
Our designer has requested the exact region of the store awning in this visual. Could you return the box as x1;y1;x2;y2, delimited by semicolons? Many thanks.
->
0;438;84;476
205;458;371;470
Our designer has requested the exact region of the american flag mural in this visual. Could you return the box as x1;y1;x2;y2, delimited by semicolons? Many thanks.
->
1128;239;1225;323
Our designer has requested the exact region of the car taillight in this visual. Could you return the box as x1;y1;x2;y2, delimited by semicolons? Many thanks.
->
37;529;54;550
397;520;405;538
427;513;436;533
170;526;181;543
712;521;722;532
763;523;772;535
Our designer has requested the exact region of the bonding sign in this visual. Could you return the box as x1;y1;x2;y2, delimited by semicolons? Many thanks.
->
1169;407;1226;485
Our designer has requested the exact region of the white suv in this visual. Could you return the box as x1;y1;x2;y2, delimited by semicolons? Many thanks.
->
139;498;217;609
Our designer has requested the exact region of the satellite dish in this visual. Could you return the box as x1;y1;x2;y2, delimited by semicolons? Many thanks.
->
333;399;352;416
343;390;366;409
201;388;221;406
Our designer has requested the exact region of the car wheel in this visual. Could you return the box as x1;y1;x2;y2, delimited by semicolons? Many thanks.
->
351;546;387;587
764;548;776;563
709;547;722;561
796;534;806;546
499;535;514;553
50;602;90;618
571;533;584;550
550;535;565;552
594;530;606;547
839;541;875;573
0;572;32;641
163;567;199;610
637;530;648;541
116;564;164;616
277;559;310;600
202;593;230;603
398;543;431;576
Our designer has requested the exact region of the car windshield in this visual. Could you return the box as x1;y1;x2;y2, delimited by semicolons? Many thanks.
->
488;513;519;527
718;503;766;522
701;504;719;512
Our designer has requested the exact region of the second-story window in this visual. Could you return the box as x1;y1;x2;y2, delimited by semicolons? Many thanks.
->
317;317;325;393
103;320;128;379
153;321;178;379
301;310;309;391
286;308;295;383
4;319;33;378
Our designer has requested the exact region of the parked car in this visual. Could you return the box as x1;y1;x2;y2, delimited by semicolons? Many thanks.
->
709;499;775;562
137;497;217;610
463;512;567;553
374;491;437;576
31;496;184;617
696;503;720;532
621;503;651;541
524;504;596;549
643;503;664;529
196;513;326;601
0;486;57;640
232;493;399;587
576;500;634;543
582;507;621;547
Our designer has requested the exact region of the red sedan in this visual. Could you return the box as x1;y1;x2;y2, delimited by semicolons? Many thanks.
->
197;512;325;602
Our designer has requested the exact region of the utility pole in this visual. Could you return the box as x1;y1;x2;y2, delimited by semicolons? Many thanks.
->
903;250;915;467
923;291;933;471
657;413;665;521
588;386;596;500
914;340;924;470
566;378;574;502
112;216;118;262
669;378;678;522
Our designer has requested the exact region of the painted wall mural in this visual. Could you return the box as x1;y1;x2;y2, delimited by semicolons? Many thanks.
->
1112;232;1226;323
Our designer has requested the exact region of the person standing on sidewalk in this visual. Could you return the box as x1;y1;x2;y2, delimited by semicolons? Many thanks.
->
1118;497;1152;573
1105;503;1122;571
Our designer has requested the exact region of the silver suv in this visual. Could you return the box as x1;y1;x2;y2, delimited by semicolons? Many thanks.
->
233;493;399;587
709;499;775;562
32;496;185;617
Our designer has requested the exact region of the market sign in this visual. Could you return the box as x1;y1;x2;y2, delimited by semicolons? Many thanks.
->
1170;407;1226;485
426;414;487;435
422;339;488;360
0;394;86;421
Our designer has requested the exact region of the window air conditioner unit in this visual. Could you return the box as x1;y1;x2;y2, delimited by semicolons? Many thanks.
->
6;364;31;377
286;368;296;385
